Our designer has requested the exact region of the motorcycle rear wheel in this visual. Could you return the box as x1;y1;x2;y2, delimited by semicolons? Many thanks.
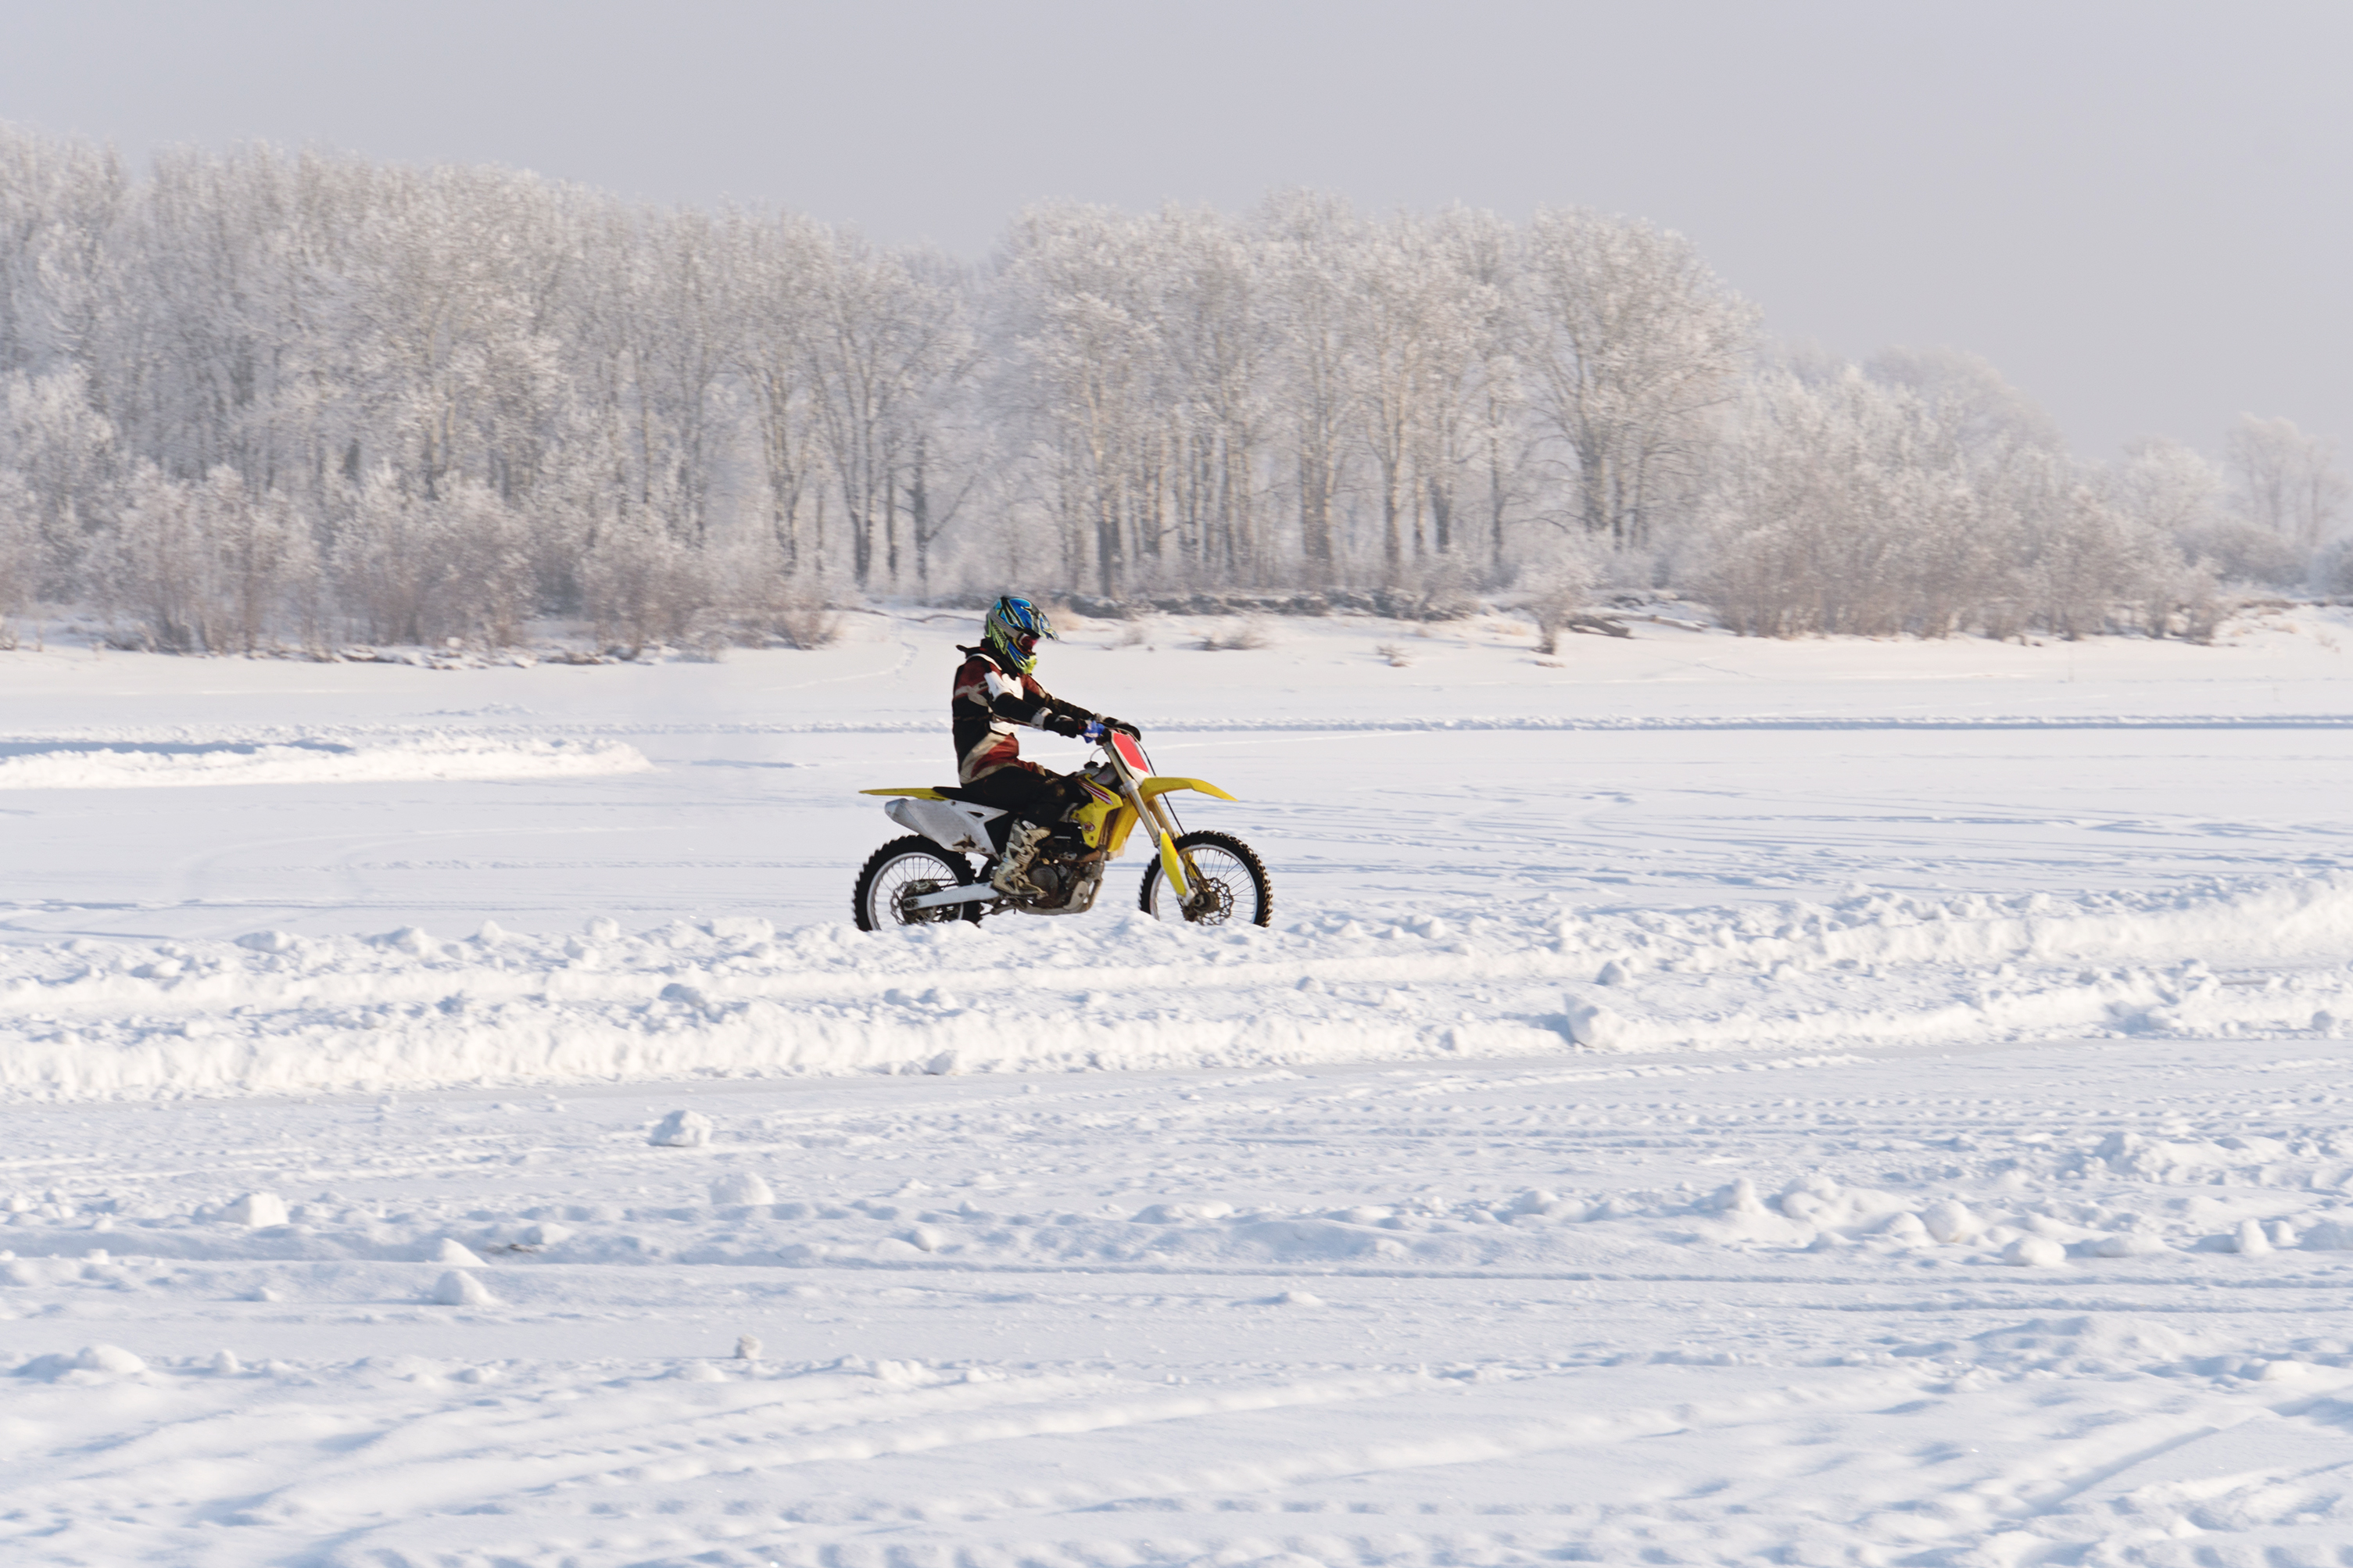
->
1137;829;1273;928
854;836;985;931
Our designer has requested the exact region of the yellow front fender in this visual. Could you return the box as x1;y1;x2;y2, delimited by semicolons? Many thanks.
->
860;786;949;800
1138;776;1237;804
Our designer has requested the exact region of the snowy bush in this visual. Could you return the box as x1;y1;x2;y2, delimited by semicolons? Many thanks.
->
750;582;844;650
335;474;534;649
91;467;317;653
1197;616;1275;651
1524;535;1602;654
582;510;714;651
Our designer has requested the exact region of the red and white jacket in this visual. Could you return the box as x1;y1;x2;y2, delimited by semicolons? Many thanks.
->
951;645;1099;784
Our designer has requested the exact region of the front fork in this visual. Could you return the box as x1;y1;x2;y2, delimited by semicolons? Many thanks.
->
1127;786;1191;903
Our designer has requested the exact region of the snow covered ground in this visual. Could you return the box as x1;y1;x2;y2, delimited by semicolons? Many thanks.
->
4;603;2353;1565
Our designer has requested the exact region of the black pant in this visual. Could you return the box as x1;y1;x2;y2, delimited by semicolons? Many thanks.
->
955;764;1077;852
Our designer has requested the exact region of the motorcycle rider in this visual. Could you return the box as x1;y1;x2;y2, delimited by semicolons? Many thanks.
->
952;596;1137;899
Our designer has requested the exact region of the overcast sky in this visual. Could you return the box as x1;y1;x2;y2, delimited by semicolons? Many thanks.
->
2;0;2346;460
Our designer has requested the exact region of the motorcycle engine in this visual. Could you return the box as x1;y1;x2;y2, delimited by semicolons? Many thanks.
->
1019;835;1105;916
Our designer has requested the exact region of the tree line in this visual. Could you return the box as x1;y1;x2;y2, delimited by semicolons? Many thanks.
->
0;121;2345;652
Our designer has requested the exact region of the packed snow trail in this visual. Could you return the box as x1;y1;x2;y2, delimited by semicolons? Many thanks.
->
2;1044;2351;1565
5;872;2353;1097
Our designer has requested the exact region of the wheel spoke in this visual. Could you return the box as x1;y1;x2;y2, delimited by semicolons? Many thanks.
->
1139;832;1270;928
855;838;979;929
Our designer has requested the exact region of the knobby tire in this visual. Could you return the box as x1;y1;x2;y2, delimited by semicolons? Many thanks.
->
853;836;985;932
1137;829;1273;928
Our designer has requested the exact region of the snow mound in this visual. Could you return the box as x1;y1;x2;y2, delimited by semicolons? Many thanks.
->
2003;1235;2068;1266
225;1192;288;1227
16;1344;145;1380
650;1110;714;1147
432;1270;497;1307
710;1172;774;1205
0;733;650;789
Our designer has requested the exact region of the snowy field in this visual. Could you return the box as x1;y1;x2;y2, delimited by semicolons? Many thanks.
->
5;604;2353;1566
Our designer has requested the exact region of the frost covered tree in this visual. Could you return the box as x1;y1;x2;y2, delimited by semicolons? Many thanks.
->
1864;345;2065;467
1517;208;1757;552
1701;365;2011;638
1699;350;2188;642
1146;205;1270;582
994;204;1177;595
0;467;38;628
1;367;114;591
0;116;2340;648
0;127;124;385
2023;485;2168;642
2226;413;2349;557
1348;211;1492;572
1259;191;1359;584
2110;437;2224;540
801;233;972;589
2107;436;2285;593
730;212;828;575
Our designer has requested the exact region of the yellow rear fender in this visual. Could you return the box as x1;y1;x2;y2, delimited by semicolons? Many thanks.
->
860;787;949;801
1138;776;1237;804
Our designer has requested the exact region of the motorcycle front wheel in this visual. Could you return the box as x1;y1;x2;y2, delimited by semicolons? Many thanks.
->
854;836;985;931
1137;829;1273;927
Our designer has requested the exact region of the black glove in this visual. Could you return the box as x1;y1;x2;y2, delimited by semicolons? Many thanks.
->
1044;711;1089;738
1099;716;1142;739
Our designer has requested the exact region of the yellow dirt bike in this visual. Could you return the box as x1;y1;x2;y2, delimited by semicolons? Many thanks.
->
854;727;1271;930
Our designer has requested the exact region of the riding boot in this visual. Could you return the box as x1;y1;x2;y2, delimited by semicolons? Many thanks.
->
991;819;1052;898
